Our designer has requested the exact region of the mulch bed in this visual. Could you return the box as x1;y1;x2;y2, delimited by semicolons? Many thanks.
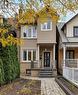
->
0;78;41;95
56;76;78;95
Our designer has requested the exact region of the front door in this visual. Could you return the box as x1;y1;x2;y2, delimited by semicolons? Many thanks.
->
44;52;50;67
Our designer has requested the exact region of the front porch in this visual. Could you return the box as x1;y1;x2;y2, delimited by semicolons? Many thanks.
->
59;45;78;86
37;44;56;69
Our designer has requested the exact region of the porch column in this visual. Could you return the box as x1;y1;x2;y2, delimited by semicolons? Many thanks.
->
53;44;56;69
37;44;40;68
63;45;66;65
53;44;56;61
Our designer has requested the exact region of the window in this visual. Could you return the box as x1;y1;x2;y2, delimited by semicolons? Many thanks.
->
41;20;52;31
66;50;74;59
33;27;37;37
28;51;31;60
33;50;36;61
73;26;78;37
23;51;27;61
28;28;32;37
22;26;37;38
22;50;36;62
23;32;27;37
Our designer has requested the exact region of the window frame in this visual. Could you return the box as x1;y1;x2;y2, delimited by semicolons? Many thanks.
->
73;26;78;37
66;50;74;59
22;49;37;62
41;21;52;31
21;26;37;39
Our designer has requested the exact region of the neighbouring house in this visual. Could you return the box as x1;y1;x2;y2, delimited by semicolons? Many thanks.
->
0;15;3;24
18;8;58;77
58;14;78;86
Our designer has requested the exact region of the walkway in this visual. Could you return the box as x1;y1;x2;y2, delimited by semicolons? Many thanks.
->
41;78;66;95
21;76;66;95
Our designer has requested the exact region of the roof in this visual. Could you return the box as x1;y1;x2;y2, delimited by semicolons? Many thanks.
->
57;22;68;43
61;13;78;30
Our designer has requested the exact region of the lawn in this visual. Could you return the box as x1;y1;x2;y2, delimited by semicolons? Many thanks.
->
0;78;41;95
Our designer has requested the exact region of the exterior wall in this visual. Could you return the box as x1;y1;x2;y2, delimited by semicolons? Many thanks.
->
20;39;37;74
66;15;78;37
58;49;63;74
37;19;56;44
7;18;17;26
20;62;31;75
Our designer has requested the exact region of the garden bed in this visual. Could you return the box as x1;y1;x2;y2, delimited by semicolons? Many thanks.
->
56;76;78;95
0;78;41;95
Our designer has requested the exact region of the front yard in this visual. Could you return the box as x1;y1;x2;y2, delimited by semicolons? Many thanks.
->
0;78;41;95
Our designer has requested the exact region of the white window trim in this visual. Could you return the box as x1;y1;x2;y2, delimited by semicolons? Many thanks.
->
21;49;37;62
21;26;37;39
41;22;52;31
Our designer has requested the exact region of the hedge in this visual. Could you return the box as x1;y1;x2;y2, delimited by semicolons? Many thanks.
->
0;58;5;85
0;45;20;84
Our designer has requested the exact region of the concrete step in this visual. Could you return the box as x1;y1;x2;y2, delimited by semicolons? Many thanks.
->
39;69;53;77
39;74;53;78
40;71;52;73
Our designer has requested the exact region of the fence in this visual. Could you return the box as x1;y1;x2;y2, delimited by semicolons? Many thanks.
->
63;59;78;86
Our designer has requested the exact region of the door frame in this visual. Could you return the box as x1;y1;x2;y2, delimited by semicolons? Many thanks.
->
43;51;51;68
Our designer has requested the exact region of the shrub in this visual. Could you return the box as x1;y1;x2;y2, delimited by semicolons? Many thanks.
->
0;58;4;85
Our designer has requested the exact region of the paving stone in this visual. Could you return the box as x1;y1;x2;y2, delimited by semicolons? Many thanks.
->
41;78;66;95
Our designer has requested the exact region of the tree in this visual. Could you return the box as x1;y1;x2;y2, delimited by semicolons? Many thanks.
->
0;0;78;46
0;45;20;83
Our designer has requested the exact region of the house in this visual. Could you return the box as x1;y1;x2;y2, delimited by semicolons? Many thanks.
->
58;14;78;86
0;15;3;24
18;7;58;77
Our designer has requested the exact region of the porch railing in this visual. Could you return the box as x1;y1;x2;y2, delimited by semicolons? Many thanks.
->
63;59;78;86
64;59;78;68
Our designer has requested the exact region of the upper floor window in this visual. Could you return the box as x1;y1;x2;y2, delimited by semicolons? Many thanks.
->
21;26;37;38
73;26;78;37
41;21;52;31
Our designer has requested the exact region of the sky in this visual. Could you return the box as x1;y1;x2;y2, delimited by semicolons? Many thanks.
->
60;12;76;22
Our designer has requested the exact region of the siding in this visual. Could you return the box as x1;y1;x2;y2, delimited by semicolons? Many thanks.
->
37;19;56;44
66;15;78;37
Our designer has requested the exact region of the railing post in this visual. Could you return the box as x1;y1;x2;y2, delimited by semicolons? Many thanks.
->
72;68;75;83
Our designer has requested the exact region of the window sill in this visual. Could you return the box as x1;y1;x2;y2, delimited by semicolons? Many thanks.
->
21;60;37;63
21;37;37;39
41;29;52;31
